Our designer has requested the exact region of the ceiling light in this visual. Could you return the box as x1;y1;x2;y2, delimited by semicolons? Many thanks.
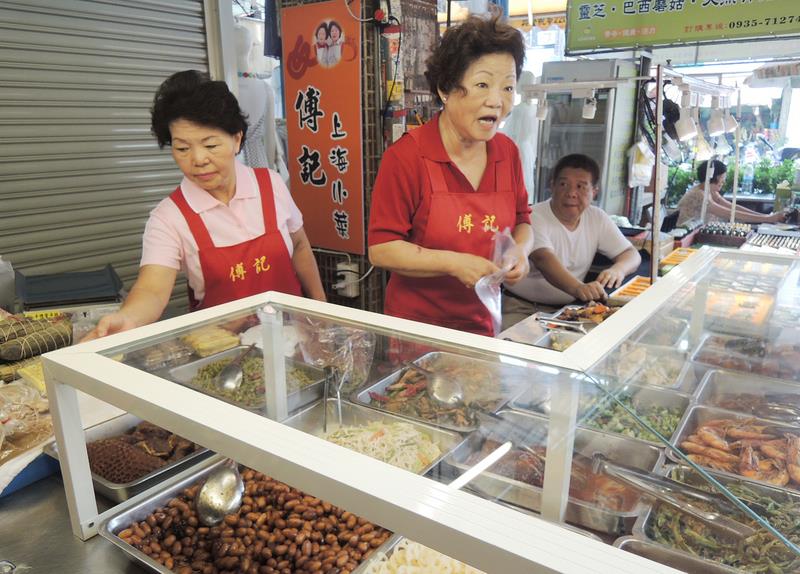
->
582;96;597;120
707;97;725;137
675;107;697;142
724;109;738;133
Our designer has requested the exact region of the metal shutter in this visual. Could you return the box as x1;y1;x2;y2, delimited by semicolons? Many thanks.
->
0;0;212;317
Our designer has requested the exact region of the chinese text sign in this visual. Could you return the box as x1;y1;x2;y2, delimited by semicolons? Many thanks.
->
281;0;364;253
567;0;800;54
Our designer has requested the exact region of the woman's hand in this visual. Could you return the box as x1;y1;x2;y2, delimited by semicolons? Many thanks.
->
449;253;499;289
81;312;138;342
502;244;531;286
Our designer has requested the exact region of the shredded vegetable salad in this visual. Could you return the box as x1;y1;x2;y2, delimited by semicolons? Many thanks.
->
323;422;441;473
364;539;486;574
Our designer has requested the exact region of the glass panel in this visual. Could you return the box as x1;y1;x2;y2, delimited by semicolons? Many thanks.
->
583;251;800;571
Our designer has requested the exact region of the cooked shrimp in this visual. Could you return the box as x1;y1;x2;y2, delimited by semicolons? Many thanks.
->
686;454;735;473
786;434;800;484
740;444;789;486
758;438;787;461
680;440;739;463
696;425;731;451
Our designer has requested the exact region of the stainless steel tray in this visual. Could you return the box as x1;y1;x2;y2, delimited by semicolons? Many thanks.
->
440;409;663;535
44;413;211;503
579;382;691;446
669;405;800;492
100;456;391;574
694;369;800;424
168;345;325;414
632;317;689;350
283;398;463;475
533;330;583;351
548;304;617;330
352;351;525;433
630;463;800;574
623;345;691;391
614;536;738;574
506;366;585;415
690;332;799;382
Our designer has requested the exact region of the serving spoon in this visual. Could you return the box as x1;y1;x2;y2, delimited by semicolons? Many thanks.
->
214;344;257;392
196;458;245;526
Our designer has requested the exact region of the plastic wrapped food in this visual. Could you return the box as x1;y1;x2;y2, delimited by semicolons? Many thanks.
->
0;320;72;361
181;326;239;357
123;339;195;371
0;382;52;464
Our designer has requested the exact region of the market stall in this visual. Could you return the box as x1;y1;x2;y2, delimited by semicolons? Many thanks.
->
14;246;795;573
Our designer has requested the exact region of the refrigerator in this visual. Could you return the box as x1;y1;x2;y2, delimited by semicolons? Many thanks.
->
536;60;638;216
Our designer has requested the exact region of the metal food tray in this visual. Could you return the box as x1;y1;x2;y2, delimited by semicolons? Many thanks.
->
622;345;692;392
283;398;463;476
689;333;766;375
100;456;392;574
586;343;691;392
547;304;611;331
507;368;587;415
441;409;663;534
630;463;800;573
578;382;692;446
352;351;524;433
44;413;212;503
694;369;800;424
168;345;325;414
669;405;800;492
533;330;583;351
632;318;689;350
614;536;738;574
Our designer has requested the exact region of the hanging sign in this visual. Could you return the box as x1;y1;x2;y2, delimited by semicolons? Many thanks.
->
566;0;800;54
281;0;364;254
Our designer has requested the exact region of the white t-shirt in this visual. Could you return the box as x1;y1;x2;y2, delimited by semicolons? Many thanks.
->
506;200;633;305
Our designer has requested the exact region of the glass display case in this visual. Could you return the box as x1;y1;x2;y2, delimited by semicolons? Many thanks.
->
42;246;800;573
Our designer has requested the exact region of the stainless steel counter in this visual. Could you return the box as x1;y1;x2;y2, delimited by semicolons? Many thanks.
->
0;476;144;573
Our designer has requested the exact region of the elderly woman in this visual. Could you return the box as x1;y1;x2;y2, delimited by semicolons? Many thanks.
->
88;70;325;339
368;15;533;337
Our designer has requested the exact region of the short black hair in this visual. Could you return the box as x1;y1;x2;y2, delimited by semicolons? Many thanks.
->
552;154;601;187
315;22;329;39
697;159;727;183
329;21;342;36
425;14;525;105
150;69;248;149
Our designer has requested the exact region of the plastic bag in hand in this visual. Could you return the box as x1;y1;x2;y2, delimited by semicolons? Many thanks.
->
475;228;517;336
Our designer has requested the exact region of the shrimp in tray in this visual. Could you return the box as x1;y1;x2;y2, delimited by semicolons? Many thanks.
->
739;442;789;487
786;433;800;484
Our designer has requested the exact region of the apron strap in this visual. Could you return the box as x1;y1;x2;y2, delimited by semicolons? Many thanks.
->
170;187;215;251
407;128;448;195
254;168;279;232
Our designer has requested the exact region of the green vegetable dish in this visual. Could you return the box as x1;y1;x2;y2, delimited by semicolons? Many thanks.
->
582;394;683;443
189;357;317;407
648;479;800;573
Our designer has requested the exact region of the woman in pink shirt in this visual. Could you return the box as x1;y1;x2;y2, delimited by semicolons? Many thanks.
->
87;70;325;339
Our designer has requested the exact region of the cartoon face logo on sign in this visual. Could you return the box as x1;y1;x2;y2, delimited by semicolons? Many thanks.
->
287;20;357;79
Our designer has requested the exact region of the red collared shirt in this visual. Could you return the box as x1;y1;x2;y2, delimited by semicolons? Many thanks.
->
368;114;531;248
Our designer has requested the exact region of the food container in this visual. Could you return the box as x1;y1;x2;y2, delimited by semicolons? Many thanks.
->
168;346;325;414
589;343;691;392
702;290;775;338
533;330;583;351
100;456;392;574
614;536;737;574
440;409;663;534
579;383;691;446
632;317;689;349
548;303;618;329
609;275;651;300
669;405;800;492
507;368;586;415
44;413;211;503
283;398;463;475
688;332;800;381
694;369;800;425
352;352;525;433
631;464;800;574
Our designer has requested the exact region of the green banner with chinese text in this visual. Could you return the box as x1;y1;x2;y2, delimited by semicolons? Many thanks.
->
567;0;800;54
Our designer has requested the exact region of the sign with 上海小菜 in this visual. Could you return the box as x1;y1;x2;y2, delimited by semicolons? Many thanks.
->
281;0;364;254
566;0;800;54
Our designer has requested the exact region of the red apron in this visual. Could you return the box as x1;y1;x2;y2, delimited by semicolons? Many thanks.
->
170;168;303;311
384;129;517;337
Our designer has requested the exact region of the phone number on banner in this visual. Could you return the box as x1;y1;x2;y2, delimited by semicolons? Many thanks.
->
728;16;800;29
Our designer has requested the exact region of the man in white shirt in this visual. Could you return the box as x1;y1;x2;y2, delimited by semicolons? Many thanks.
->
502;154;641;330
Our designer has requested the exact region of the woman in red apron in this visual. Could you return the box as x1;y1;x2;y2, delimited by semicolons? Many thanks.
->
368;15;533;338
86;70;325;340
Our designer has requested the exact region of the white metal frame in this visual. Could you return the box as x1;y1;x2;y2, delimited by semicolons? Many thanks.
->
41;250;753;573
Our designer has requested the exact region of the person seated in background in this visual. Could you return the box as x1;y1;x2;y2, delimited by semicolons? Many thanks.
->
676;159;787;227
501;154;641;330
